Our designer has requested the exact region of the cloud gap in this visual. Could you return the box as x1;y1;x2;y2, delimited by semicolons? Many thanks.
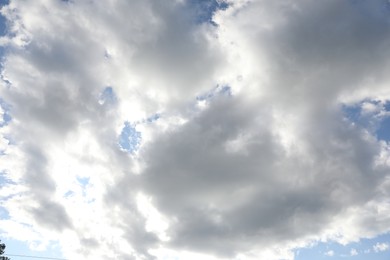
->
118;122;142;153
342;100;390;141
186;0;230;25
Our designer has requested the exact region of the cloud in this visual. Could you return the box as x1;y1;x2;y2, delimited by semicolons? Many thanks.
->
325;250;335;257
0;0;390;259
373;242;389;253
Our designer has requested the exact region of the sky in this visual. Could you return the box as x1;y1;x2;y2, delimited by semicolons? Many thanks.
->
0;0;390;259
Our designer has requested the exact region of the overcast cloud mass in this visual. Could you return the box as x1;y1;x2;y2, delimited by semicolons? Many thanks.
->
1;0;390;259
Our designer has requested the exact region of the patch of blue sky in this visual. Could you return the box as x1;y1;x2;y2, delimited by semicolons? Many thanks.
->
146;113;160;123
0;99;11;127
76;176;90;199
0;3;11;128
63;190;74;198
117;113;161;153
196;85;231;102
219;85;231;95
77;176;89;188
0;206;9;219
0;9;6;36
377;116;390;141
98;86;117;106
0;1;9;60
186;0;229;25
342;99;390;142
343;103;361;123
295;233;390;260
0;171;9;184
0;170;16;187
118;122;141;153
0;237;64;260
0;0;10;8
377;101;390;141
0;0;8;34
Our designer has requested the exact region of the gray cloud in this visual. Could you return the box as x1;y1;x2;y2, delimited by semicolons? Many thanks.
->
29;199;72;232
21;144;73;232
136;93;387;257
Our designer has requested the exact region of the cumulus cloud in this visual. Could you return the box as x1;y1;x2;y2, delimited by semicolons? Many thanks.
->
373;242;389;252
1;0;390;259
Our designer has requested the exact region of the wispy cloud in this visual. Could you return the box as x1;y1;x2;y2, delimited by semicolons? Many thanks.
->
325;250;335;257
350;248;358;256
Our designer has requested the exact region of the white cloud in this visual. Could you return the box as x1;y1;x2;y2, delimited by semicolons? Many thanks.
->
350;248;358;256
0;0;390;259
361;102;380;115
373;242;389;252
325;250;334;257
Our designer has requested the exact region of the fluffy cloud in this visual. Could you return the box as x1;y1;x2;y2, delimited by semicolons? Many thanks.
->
1;0;390;259
373;242;389;252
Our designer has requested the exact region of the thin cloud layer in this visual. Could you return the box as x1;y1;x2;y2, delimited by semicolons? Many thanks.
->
1;0;390;259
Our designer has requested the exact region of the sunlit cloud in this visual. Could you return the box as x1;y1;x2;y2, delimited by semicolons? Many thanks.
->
0;0;390;259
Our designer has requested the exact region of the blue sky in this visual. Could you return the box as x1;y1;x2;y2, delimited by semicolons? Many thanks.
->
296;234;390;260
0;237;63;260
1;0;390;259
